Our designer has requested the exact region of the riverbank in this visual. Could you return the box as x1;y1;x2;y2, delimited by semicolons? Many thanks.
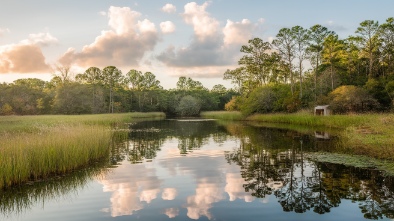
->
201;111;394;161
0;112;165;189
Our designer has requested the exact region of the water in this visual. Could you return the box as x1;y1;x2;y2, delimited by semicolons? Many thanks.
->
1;119;394;221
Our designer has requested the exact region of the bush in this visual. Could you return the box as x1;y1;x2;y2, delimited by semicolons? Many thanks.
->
240;86;278;115
225;96;239;111
329;85;379;113
176;95;201;117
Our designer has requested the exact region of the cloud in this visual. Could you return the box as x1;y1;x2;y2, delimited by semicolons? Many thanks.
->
161;3;176;14
225;173;254;202
99;161;163;217
156;1;259;77
0;32;57;74
0;28;10;37
59;6;159;68
20;32;58;47
162;188;177;200
327;20;348;32
164;208;179;218
223;19;256;45
182;2;219;41
98;11;106;16
160;21;176;34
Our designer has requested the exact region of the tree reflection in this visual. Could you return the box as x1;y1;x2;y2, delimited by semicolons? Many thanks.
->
0;162;108;218
223;122;394;219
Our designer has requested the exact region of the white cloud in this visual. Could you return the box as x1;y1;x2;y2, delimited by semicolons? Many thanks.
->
160;21;176;34
182;2;219;41
161;3;176;14
59;6;159;68
0;32;57;74
223;19;256;45
164;208;179;218
20;32;58;47
157;1;259;74
99;11;106;16
0;28;10;37
225;173;254;202
258;18;266;24
162;188;177;200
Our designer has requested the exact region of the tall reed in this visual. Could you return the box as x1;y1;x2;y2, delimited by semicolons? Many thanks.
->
0;112;165;189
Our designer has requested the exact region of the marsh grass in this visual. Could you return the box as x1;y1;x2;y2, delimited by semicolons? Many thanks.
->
203;111;394;161
200;111;244;121
0;112;165;189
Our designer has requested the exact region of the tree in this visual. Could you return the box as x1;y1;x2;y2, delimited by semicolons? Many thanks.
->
352;20;381;78
322;34;346;90
239;38;273;86
291;26;309;98
328;85;379;113
102;66;123;113
307;25;335;98
273;28;296;94
176;95;201;117
379;17;394;76
77;67;105;113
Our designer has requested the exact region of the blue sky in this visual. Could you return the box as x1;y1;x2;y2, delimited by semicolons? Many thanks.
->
0;0;393;89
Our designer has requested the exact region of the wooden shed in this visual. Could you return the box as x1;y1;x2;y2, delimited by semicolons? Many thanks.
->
314;105;330;116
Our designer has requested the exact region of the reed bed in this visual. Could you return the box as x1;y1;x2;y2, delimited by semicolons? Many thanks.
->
200;111;244;121
0;112;165;189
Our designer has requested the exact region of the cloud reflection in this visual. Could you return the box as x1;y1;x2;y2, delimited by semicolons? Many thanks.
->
162;188;178;200
164;208;179;218
98;161;162;217
225;173;254;202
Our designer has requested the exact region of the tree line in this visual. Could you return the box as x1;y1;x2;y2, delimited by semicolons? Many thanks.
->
0;66;236;116
224;18;394;114
2;17;394;116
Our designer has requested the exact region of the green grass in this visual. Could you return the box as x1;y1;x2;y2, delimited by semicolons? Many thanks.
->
200;111;244;121
203;111;394;161
0;112;165;189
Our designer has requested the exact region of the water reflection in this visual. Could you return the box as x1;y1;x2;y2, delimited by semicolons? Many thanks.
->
224;126;394;219
2;120;394;221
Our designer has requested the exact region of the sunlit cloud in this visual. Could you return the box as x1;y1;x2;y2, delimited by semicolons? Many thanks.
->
98;161;162;217
182;1;219;41
0;28;10;37
186;182;224;220
160;21;176;34
223;19;256;45
20;32;58;47
156;1;259;78
162;188;178;200
164;208;179;218
0;32;57;74
59;6;159;68
161;3;176;14
225;173;254;202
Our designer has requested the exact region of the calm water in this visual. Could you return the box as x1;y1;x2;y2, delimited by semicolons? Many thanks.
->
1;119;394;221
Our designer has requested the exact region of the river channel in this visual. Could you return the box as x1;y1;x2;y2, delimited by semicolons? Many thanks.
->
1;119;394;220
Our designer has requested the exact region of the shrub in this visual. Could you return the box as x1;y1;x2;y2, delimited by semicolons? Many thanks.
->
225;96;239;111
329;85;379;113
176;95;201;117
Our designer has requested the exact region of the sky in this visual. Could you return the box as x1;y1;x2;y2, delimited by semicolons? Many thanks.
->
0;0;393;89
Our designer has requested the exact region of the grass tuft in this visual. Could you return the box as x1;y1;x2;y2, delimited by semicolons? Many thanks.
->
0;112;165;189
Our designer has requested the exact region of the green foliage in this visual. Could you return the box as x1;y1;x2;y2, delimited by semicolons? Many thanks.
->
225;96;239;111
0;103;13;115
176;95;201;117
329;85;379;113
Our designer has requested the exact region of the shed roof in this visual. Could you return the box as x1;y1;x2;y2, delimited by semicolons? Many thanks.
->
314;105;329;109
